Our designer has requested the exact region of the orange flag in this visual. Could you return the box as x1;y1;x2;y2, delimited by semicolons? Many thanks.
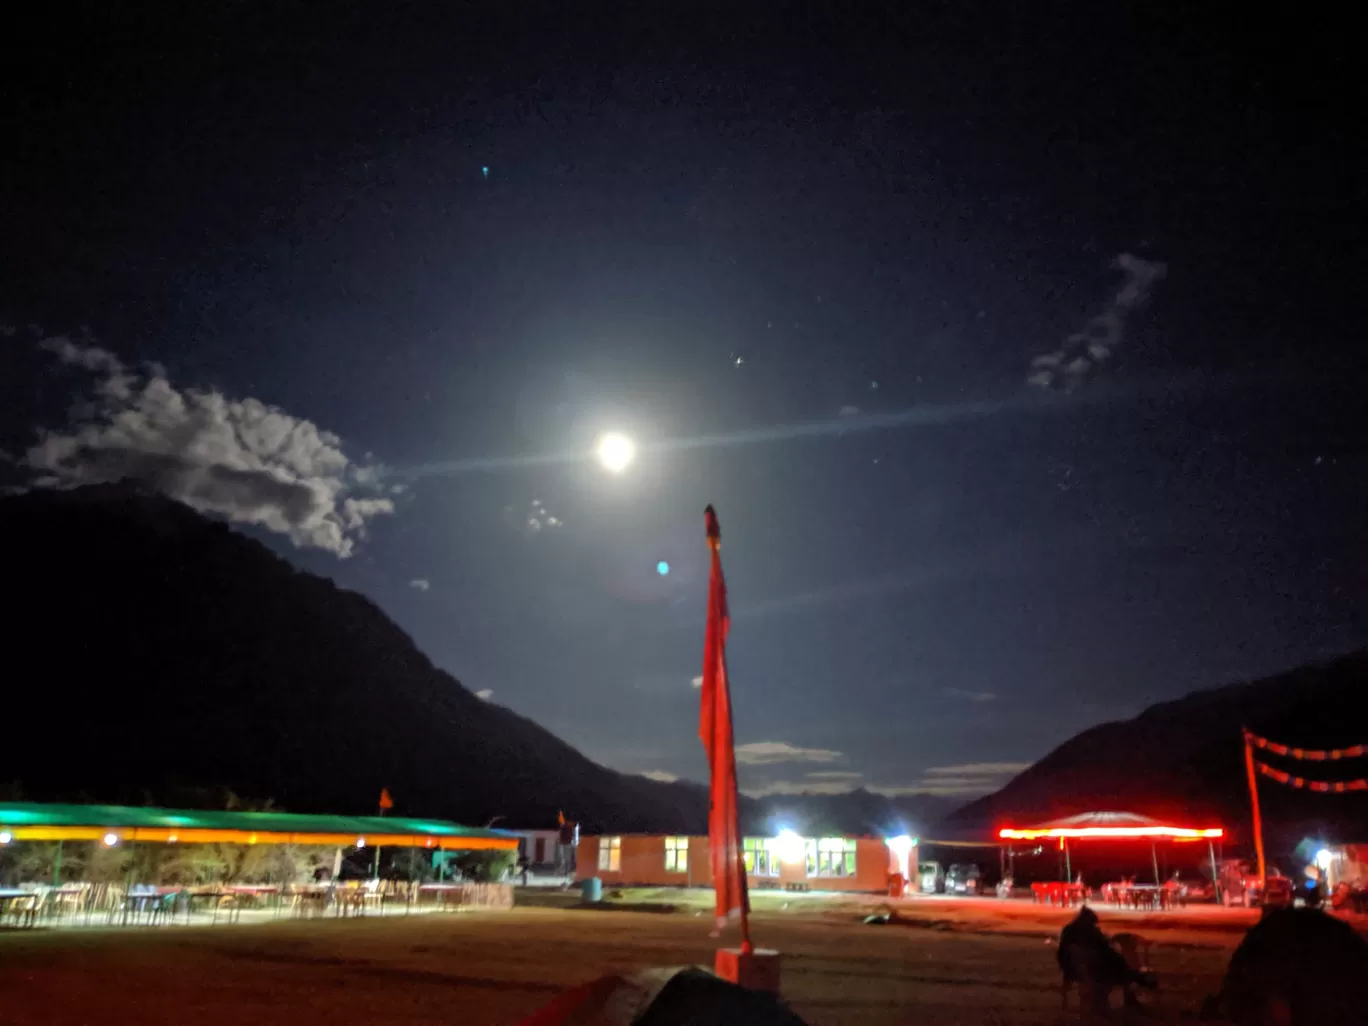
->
698;505;750;940
378;788;394;811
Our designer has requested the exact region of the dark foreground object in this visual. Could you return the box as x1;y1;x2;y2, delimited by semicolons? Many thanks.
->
1202;908;1368;1025
520;966;808;1026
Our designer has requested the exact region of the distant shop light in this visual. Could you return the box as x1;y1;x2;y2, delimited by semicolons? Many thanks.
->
0;831;11;845
1315;848;1335;872
884;835;916;855
102;833;119;847
998;825;1223;841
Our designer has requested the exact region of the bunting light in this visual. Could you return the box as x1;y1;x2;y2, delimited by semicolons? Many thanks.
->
1253;761;1368;793
1243;731;1366;761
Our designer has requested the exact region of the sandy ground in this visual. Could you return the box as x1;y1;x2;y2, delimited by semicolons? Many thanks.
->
0;903;1242;1026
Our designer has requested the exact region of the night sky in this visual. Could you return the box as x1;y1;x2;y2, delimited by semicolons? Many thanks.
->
2;3;1363;802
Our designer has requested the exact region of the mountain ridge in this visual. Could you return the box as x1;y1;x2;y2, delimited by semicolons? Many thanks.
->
946;651;1368;846
0;483;963;838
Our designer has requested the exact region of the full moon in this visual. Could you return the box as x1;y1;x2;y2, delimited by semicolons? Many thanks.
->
594;432;636;473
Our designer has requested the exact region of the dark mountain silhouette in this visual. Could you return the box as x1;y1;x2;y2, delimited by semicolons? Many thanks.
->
0;483;960;837
0;483;725;833
946;652;1368;848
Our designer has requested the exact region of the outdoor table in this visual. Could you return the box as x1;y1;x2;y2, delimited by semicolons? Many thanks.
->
114;889;170;926
41;885;85;921
0;889;37;927
226;884;281;913
290;888;330;918
419;883;467;910
182;888;233;922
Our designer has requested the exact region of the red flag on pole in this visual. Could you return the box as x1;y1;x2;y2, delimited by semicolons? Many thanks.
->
378;788;394;811
699;505;751;946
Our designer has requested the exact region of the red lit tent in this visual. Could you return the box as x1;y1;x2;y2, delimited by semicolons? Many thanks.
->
997;811;1224;885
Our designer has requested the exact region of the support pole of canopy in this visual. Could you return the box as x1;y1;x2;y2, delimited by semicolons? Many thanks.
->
1151;841;1160;886
1063;839;1071;882
53;839;63;886
1208;840;1219;901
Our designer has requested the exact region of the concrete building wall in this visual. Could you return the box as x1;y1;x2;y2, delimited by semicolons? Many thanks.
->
576;834;916;894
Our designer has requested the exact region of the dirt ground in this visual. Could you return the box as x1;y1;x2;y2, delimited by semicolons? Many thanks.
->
0;905;1239;1026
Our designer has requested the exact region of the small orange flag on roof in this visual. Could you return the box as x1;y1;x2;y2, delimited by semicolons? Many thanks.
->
378;788;394;811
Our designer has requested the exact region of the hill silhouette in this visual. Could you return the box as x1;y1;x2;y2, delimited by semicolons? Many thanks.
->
0;483;962;838
947;652;1368;847
0;483;724;833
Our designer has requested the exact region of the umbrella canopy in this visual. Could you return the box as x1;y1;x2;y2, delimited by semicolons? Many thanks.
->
999;811;1223;841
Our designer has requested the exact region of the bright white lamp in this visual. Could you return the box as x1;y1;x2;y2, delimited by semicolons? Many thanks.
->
772;829;806;864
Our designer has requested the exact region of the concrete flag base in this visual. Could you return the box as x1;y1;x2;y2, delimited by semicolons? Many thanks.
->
714;947;782;993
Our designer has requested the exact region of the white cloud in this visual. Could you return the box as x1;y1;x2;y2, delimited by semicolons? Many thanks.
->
409;579;431;591
747;776;996;798
743;779;858;797
475;689;494;701
639;770;678;783
943;687;997;703
806;771;862;780
870;782;988;797
25;338;392;557
690;675;704;688
734;741;843;765
857;761;1034;798
1028;253;1167;391
925;762;1031;777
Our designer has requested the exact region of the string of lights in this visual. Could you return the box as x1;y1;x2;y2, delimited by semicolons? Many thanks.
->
1242;730;1366;761
1254;761;1368;792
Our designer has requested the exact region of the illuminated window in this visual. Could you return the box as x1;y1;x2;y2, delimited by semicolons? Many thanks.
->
664;836;689;873
807;837;857;877
598;836;621;872
742;838;779;876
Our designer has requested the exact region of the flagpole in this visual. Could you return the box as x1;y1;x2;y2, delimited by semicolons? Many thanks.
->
702;504;778;994
720;640;752;956
1242;729;1267;885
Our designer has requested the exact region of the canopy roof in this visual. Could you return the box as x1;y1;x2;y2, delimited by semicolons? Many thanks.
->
998;811;1223;842
0;802;518;850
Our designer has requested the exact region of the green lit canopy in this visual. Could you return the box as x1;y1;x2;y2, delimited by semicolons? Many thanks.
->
0;802;518;850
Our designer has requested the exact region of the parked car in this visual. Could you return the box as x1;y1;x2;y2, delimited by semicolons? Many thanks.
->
919;861;945;894
1260;875;1295;913
1171;871;1215;902
945;863;981;895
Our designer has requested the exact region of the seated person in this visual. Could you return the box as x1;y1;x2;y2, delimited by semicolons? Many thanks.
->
1057;906;1155;1011
1201;907;1368;1025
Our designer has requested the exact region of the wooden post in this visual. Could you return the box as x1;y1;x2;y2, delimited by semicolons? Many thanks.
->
1242;729;1267;884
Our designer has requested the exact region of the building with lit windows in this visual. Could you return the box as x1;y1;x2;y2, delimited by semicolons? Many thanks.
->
576;832;918;893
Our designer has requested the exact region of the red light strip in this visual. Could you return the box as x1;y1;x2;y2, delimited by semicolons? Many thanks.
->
998;826;1223;840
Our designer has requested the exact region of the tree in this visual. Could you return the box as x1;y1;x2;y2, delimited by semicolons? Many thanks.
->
454;850;517;882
